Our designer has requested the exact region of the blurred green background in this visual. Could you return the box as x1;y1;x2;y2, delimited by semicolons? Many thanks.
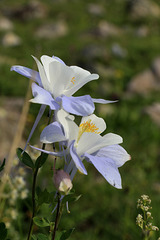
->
0;0;160;239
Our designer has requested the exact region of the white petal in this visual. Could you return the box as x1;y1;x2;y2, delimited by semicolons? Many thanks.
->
32;56;50;92
77;132;123;156
80;114;106;134
64;72;99;96
48;61;74;98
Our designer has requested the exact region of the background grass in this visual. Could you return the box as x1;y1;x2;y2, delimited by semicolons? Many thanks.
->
1;0;160;239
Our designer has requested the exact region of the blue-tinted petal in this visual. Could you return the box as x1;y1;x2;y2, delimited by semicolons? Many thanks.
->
11;65;42;87
40;121;67;143
92;98;118;104
52;55;66;65
70;141;87;175
23;105;46;152
30;83;60;110
29;145;64;157
94;145;131;167
61;95;95;116
84;153;122;189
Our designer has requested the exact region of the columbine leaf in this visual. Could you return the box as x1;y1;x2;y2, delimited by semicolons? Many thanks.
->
37;233;49;240
31;235;37;240
60;228;75;240
0;222;8;240
36;187;56;206
35;153;48;169
63;193;81;203
0;159;5;172
17;148;34;169
33;217;50;228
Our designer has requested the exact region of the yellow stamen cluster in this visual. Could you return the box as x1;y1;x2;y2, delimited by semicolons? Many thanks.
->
71;77;76;84
77;120;100;143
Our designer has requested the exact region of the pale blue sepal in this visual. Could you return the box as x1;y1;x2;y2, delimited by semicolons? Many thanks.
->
23;105;46;152
70;141;87;175
30;83;60;110
93;145;131;168
40;122;67;143
84;153;122;189
61;95;95;116
11;65;42;87
92;98;118;104
52;55;66;65
29;145;65;157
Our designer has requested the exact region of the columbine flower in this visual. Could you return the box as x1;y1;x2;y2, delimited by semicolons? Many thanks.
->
11;55;99;116
11;55;112;150
36;110;131;189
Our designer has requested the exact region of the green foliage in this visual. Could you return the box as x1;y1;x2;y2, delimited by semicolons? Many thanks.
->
32;233;49;240
35;153;48;169
17;148;34;170
36;187;56;207
59;228;75;240
33;217;50;228
0;222;8;240
0;159;5;172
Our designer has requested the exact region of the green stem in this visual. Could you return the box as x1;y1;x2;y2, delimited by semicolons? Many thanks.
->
52;193;61;240
27;143;46;240
27;109;53;240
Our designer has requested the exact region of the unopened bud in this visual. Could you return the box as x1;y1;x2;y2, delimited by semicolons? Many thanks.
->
53;170;73;195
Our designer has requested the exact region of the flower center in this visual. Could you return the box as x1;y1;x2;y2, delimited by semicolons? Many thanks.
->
71;77;76;84
76;119;100;143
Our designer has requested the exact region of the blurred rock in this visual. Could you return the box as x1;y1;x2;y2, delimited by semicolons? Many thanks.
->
35;21;68;39
0;17;13;31
2;32;21;47
111;43;127;58
97;20;122;37
135;26;149;37
145;103;160;127
87;3;104;16
126;0;160;19
151;57;160;79
82;44;108;60
127;69;160;95
95;63;115;78
2;1;48;21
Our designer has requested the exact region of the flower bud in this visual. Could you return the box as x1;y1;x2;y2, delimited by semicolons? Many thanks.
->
53;170;73;195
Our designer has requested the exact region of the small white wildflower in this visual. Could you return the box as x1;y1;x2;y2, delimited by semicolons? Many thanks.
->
10;209;18;220
20;189;28;199
18;167;26;176
14;176;25;189
152;226;159;231
5;222;11;228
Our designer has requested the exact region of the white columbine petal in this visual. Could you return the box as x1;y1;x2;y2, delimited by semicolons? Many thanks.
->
80;114;106;134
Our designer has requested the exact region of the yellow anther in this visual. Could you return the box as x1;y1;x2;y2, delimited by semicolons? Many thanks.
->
77;120;100;143
71;77;76;84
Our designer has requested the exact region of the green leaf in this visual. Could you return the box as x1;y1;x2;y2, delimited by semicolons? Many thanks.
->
31;235;37;240
33;217;50;228
60;228;75;240
63;194;81;203
36;187;56;206
35;153;48;169
0;159;5;172
17;148;34;169
37;233;49;240
0;222;8;240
